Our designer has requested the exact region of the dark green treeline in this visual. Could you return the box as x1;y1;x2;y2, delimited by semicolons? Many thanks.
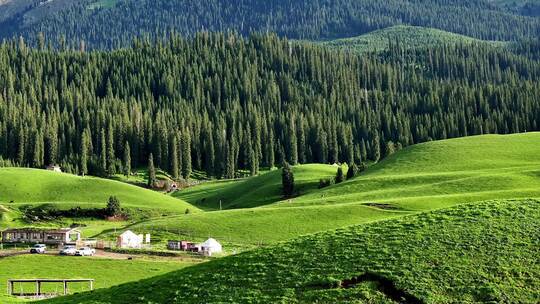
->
0;33;539;178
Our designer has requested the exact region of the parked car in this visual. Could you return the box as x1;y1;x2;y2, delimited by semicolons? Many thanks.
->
30;244;46;254
59;245;77;256
75;247;95;256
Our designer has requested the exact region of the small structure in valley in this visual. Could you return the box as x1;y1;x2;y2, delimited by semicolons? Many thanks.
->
199;238;222;256
167;238;222;256
116;230;150;249
1;228;81;245
167;240;197;251
46;164;62;173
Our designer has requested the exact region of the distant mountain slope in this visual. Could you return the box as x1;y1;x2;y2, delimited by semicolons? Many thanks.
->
0;0;539;48
322;25;507;54
43;199;540;303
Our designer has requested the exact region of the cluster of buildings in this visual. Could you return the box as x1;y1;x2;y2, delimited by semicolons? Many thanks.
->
1;228;222;255
167;238;222;256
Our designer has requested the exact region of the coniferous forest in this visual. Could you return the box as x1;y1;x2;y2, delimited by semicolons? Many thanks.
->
1;33;539;178
1;0;539;49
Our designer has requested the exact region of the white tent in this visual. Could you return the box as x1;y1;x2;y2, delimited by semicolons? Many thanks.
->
199;238;222;255
117;230;143;249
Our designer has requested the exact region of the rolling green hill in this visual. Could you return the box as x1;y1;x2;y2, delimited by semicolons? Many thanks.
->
287;133;540;210
0;168;199;233
43;199;540;303
174;164;341;210
321;25;506;54
118;133;540;251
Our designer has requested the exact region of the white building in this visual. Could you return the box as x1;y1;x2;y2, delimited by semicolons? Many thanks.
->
198;238;222;256
116;230;144;249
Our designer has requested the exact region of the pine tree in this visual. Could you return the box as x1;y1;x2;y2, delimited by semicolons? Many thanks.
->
335;166;344;184
100;129;107;175
181;131;192;180
282;161;295;198
107;125;116;176
123;141;131;178
147;153;156;188
170;136;179;180
346;162;358;179
80;131;88;176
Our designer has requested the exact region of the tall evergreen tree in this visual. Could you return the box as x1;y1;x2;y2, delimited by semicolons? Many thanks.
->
181;131;192;179
170;136;179;180
282;161;295;198
123;141;131;178
147;153;156;187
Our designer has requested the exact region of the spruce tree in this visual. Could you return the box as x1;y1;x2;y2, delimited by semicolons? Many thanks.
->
123;141;131;178
80;132;88;176
335;166;344;184
107;125;116;176
170;136;179;180
147;153;156;188
282;161;294;198
181;131;192;180
346;162;358;179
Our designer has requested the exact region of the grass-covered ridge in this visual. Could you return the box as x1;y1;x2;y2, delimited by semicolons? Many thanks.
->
288;133;540;209
174;164;340;210
321;25;506;54
43;199;540;303
0;168;197;213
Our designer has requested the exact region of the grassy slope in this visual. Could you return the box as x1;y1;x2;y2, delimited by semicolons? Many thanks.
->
0;168;199;236
127;133;540;250
0;168;197;213
44;199;540;304
0;255;194;304
174;164;340;210
321;25;506;54
286;133;540;210
124;203;406;250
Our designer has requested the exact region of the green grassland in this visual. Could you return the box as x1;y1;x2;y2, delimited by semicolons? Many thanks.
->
0;255;194;303
174;164;341;210
122;203;406;250
0;168;197;213
321;25;506;54
44;199;540;303
0;168;199;236
116;133;540;250
285;133;540;210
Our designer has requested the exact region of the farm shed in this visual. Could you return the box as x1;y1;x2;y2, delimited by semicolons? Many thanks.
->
1;228;81;244
117;230;150;249
167;240;197;251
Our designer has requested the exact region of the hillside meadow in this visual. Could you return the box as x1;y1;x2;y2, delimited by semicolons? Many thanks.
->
0;255;194;304
286;133;540;210
174;164;341;210
0;168;197;214
321;25;506;54
42;199;540;303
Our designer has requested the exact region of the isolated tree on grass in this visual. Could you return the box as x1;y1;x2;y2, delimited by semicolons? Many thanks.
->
335;166;344;184
106;196;121;217
282;161;294;198
346;162;359;180
147;153;157;188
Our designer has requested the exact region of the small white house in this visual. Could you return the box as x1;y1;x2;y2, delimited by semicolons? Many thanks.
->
116;230;143;249
198;238;222;256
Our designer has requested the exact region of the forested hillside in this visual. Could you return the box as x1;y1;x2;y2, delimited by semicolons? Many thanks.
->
0;0;539;49
1;33;539;179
